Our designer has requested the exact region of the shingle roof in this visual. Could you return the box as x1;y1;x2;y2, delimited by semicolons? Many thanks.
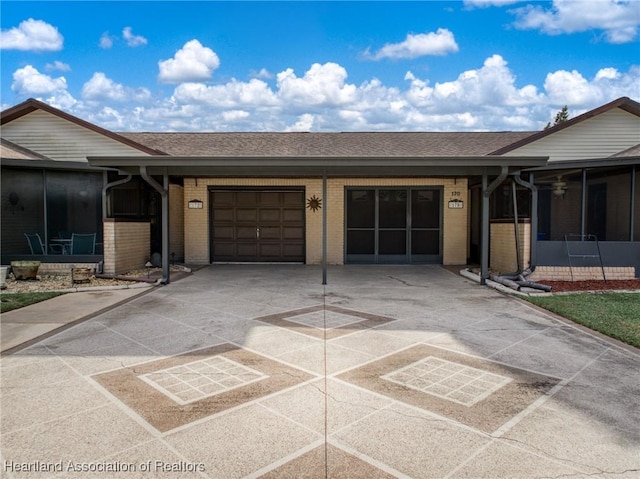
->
0;138;50;160
610;143;640;158
119;131;535;157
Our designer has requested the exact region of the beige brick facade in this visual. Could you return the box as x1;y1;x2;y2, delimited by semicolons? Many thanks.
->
183;177;468;265
490;221;531;274
529;266;635;281
103;220;150;274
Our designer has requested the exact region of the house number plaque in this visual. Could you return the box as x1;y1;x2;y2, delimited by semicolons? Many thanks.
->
448;191;464;209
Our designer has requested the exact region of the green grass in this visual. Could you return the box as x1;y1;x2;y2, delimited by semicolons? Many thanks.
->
526;292;640;348
0;292;65;313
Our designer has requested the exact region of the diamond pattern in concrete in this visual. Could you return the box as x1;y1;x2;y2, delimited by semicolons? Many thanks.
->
93;343;314;432
139;356;268;405
381;356;512;407
254;304;397;340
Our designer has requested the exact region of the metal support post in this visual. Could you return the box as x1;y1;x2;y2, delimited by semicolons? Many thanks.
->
322;172;327;285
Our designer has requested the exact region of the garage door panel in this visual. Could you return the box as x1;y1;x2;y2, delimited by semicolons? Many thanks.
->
283;192;304;205
237;244;258;257
283;209;304;222
259;209;281;222
213;208;234;222
259;244;282;257
260;192;280;204
213;226;235;239
237;227;257;239
237;209;257;222
213;191;234;204
237;192;258;204
283;244;304;258
214;243;236;257
260;227;281;239
284;226;304;239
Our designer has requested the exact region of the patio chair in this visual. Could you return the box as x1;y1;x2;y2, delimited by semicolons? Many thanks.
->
24;233;64;254
70;233;96;255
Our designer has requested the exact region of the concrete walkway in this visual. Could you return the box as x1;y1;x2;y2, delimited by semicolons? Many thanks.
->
1;265;639;478
1;287;151;354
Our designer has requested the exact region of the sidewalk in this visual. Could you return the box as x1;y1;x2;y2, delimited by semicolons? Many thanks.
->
1;286;152;354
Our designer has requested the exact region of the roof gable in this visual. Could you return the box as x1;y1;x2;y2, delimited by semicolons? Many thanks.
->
491;97;640;156
1;98;165;156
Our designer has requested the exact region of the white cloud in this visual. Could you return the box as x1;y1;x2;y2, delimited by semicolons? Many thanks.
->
544;66;640;106
285;113;315;132
543;69;598;105
14;55;639;133
594;67;620;81
369;29;459;60
158;40;220;83
511;0;640;43
11;65;67;95
139;58;639;131
408;54;543;111
276;62;357;107
0;18;63;51
45;61;71;72
81;72;151;102
122;27;147;47
45;91;77;110
99;32;115;49
172;78;278;108
221;110;250;122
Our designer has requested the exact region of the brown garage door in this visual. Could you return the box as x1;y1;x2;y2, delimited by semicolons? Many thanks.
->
210;189;305;262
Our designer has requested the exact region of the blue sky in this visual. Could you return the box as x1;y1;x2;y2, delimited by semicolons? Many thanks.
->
1;1;639;132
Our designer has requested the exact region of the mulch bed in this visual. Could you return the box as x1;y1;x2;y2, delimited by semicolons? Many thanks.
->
541;279;640;293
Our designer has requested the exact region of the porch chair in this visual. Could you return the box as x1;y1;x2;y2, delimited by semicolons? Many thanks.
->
70;233;96;255
24;233;64;254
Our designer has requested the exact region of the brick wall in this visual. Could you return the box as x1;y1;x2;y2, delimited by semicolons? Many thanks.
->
183;177;468;265
103;220;150;274
529;266;635;281
490;221;531;274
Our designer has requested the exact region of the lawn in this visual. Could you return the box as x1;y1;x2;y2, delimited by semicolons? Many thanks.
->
526;292;640;348
0;292;65;314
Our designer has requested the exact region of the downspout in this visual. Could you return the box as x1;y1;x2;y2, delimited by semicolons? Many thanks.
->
491;173;550;292
102;174;132;220
512;173;538;271
481;165;509;285
140;166;170;284
511;179;522;273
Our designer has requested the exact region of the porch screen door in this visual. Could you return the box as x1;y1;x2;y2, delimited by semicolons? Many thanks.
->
345;188;441;264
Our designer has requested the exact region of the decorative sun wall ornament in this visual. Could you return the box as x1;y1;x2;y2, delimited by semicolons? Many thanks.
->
306;195;322;212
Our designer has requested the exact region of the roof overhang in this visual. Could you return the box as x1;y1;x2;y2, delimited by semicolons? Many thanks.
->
1;158;115;172
524;156;639;172
87;155;548;177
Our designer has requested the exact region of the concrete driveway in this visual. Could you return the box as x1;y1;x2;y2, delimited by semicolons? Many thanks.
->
1;265;639;478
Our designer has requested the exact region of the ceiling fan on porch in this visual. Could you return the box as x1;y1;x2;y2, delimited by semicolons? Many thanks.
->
551;176;568;198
